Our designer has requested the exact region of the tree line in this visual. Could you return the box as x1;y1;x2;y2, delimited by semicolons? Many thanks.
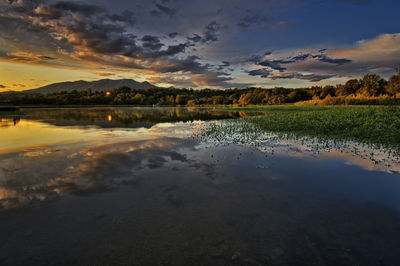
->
2;72;400;106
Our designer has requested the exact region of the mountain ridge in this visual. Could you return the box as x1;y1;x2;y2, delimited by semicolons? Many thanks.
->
23;79;155;94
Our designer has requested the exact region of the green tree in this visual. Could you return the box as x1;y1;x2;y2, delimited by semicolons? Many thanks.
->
175;94;188;105
238;93;252;105
288;89;311;102
320;85;336;99
340;79;361;96
360;74;386;96
211;95;224;105
132;93;146;104
164;95;175;105
386;69;400;96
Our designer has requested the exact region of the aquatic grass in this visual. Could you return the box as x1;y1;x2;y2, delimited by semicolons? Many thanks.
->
220;105;332;113
197;106;400;164
0;111;25;117
216;106;400;148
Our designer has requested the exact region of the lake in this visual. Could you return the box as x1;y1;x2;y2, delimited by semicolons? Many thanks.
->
1;107;400;265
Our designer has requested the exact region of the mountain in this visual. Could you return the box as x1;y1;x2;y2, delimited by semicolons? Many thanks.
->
23;79;155;94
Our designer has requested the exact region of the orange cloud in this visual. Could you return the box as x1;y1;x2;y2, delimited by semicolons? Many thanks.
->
6;52;56;63
92;72;115;77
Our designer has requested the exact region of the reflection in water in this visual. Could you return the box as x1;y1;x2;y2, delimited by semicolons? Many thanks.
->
22;107;259;128
0;117;20;127
1;106;247;152
0;138;188;210
0;119;118;151
1;107;400;265
198;119;400;174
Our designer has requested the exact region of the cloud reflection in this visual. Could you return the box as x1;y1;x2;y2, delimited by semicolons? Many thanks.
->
0;137;195;210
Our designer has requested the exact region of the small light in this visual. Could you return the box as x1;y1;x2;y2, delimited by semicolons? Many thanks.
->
107;115;112;121
105;91;111;96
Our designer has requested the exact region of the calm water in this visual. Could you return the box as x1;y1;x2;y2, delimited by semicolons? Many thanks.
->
1;107;400;265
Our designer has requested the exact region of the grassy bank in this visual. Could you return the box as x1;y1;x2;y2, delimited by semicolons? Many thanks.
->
202;105;400;152
221;105;332;112
0;111;25;117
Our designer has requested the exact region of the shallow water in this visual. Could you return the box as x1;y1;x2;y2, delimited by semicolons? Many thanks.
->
1;107;400;265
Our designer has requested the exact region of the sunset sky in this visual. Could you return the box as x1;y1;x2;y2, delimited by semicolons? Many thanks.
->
0;0;399;91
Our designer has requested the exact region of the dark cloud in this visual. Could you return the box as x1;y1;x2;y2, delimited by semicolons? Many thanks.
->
215;61;232;71
147;70;234;88
248;68;272;78
247;49;351;82
5;0;43;13
3;0;382;88
0;9;58;54
202;21;220;43
51;1;106;16
291;54;310;61
308;48;352;65
168;32;178;38
237;12;294;31
109;10;136;25
249;50;351;76
151;1;176;17
185;21;224;44
312;54;352;65
45;2;135;24
293;73;336;82
153;43;188;57
237;14;270;29
30;2;141;57
251;56;287;72
0;84;6;89
0;0;233;87
145;55;235;87
187;34;202;43
259;61;286;72
8;1;190;61
153;55;205;73
248;53;303;72
141;35;164;50
270;72;335;82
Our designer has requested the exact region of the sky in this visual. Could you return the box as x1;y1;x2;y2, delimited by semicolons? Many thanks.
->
0;0;399;91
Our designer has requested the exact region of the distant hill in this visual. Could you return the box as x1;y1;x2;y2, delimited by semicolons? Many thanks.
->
23;79;155;94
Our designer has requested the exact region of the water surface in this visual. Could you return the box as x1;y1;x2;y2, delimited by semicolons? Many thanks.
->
1;107;400;265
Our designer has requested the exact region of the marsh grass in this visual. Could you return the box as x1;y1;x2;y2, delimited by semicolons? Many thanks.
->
0;111;25;117
221;105;332;113
197;106;400;165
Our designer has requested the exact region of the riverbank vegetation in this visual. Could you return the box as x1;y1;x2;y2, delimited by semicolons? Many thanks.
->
0;111;25;117
200;106;400;156
1;72;400;106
